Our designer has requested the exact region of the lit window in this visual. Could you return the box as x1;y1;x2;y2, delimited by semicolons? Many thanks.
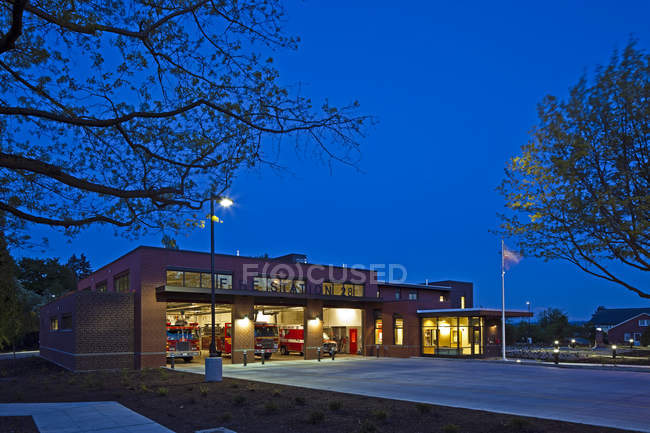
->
640;319;649;327
166;270;183;286
375;319;383;344
184;272;200;288
461;296;465;309
50;317;59;331
114;273;130;292
408;292;417;301
439;295;445;302
394;318;404;345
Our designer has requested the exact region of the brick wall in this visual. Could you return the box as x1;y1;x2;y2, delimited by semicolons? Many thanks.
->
40;291;134;371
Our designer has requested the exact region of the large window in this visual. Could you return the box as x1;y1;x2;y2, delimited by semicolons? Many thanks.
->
166;270;232;290
374;319;383;344
50;317;59;331
394;318;404;345
640;319;649;327
114;273;130;292
254;276;305;294
321;282;364;297
422;316;483;356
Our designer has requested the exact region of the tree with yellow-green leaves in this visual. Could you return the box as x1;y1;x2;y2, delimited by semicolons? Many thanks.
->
499;40;649;299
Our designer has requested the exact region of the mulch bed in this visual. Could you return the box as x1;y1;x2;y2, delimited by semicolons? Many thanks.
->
0;357;636;433
0;416;39;433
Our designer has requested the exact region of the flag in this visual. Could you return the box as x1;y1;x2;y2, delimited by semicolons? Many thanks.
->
503;244;522;270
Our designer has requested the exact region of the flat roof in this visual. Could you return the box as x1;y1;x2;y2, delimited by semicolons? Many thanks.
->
417;308;533;318
379;282;452;291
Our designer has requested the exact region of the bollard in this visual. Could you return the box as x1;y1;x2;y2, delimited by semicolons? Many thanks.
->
629;339;634;349
330;349;335;361
317;347;321;362
170;353;175;369
261;349;265;365
376;345;379;358
243;350;247;366
553;348;559;365
612;345;617;359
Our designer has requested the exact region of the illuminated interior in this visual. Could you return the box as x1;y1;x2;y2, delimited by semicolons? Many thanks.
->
422;316;483;356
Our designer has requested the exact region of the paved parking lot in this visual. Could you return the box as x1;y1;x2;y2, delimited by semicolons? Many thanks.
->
178;356;650;432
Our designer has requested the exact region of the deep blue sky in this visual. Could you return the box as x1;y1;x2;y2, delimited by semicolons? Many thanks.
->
19;1;650;320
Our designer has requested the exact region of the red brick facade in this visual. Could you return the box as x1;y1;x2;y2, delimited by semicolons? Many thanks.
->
607;313;650;345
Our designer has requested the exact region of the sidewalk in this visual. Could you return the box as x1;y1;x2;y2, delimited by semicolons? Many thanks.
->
0;402;174;433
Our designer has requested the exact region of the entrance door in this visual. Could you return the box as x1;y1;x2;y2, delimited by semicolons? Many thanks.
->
349;329;358;354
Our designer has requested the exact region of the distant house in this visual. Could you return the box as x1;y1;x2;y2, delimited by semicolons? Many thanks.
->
590;307;650;345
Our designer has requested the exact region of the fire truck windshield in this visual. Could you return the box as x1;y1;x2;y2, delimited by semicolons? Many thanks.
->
254;326;278;337
167;329;198;340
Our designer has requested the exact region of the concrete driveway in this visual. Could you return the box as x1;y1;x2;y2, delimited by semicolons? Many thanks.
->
178;357;650;432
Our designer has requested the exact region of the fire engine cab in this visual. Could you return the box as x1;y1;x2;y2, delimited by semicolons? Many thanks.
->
166;320;201;362
278;325;337;355
211;322;279;359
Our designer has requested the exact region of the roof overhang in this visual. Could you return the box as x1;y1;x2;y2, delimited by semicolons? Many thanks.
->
417;308;533;318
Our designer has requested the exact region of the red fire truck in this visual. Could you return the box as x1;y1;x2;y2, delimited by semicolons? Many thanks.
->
278;325;338;355
166;321;201;362
213;322;279;359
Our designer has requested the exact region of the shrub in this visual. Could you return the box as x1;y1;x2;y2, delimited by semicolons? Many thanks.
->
233;395;246;405
506;418;530;431
272;390;282;397
358;420;377;433
329;400;342;411
230;383;239;389
308;410;324;424
156;387;169;397
295;396;306;406
415;402;431;414
159;369;168;380
221;412;232;422
371;409;387;422
199;384;209;397
442;424;460;433
139;384;150;393
264;401;278;413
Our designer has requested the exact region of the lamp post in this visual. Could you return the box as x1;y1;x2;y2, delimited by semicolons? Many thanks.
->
525;301;531;344
205;196;233;382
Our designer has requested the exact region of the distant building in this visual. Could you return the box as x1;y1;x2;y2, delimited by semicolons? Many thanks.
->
590;307;650;345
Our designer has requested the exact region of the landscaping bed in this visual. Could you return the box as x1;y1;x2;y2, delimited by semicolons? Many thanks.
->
0;416;39;433
0;357;635;433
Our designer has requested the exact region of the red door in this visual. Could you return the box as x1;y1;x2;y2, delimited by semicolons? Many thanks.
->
349;329;358;354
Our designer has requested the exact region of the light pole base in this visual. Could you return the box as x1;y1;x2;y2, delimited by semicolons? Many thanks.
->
205;356;222;382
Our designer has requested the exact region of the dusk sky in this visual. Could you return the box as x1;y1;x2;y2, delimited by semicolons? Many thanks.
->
17;1;650;320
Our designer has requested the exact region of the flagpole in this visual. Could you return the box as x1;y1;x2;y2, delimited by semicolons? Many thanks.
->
501;239;507;361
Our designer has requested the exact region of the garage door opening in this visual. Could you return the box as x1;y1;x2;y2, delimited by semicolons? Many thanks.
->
324;308;363;355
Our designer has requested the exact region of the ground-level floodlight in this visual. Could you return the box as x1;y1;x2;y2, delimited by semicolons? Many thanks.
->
612;345;617;359
553;348;559;365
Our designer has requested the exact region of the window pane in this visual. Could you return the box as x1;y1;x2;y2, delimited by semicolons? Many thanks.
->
50;317;58;331
184;272;200;288
166;271;183;286
394;318;404;345
217;274;232;289
374;319;382;344
200;273;211;288
96;282;107;292
254;276;267;292
114;274;130;292
61;314;72;330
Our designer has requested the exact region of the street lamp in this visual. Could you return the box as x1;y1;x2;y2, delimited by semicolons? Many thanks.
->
525;301;531;344
209;196;233;358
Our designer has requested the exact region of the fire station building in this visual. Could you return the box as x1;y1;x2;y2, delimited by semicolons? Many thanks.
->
40;246;530;370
